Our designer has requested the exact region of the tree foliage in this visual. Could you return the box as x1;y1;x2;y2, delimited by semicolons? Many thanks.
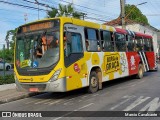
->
47;3;83;19
125;4;149;25
2;28;17;62
0;49;13;62
5;28;17;51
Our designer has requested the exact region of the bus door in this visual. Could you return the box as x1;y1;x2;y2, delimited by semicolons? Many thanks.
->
64;24;86;91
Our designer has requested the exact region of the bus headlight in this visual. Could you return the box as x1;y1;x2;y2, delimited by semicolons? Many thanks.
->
50;69;62;82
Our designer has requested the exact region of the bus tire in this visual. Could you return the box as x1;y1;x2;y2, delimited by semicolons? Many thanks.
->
136;64;144;79
88;71;99;93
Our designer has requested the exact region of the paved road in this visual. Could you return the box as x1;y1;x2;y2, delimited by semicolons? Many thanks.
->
0;68;160;120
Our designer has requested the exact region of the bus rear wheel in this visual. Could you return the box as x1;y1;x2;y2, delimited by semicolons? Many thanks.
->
136;64;144;79
88;71;99;93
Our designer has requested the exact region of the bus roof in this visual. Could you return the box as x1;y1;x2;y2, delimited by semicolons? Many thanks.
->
18;17;116;32
18;17;153;39
135;32;152;39
115;28;127;34
115;27;152;39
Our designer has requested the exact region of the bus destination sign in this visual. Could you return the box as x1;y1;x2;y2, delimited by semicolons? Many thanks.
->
22;21;53;32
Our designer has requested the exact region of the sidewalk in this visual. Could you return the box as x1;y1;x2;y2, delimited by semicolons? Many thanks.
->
0;83;39;104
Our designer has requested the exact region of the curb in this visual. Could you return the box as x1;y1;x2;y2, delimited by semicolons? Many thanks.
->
0;83;16;92
0;92;41;104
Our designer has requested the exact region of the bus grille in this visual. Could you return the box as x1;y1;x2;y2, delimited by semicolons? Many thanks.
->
21;84;46;91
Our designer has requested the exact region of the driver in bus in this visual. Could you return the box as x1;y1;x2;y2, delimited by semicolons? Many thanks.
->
41;33;58;52
35;44;43;58
41;34;47;54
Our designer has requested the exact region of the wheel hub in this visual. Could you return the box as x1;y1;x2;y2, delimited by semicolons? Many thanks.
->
91;77;98;88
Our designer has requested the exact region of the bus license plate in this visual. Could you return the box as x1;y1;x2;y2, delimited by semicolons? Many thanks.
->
29;88;39;92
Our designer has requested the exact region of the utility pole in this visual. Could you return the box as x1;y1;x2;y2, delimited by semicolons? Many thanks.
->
81;13;87;20
120;0;125;29
45;4;49;14
24;13;28;24
35;0;39;20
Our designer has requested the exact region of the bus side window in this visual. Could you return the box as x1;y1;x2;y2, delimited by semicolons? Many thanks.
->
100;30;114;51
144;38;150;51
115;33;126;52
135;37;143;51
85;28;99;52
127;35;135;51
66;32;83;55
149;38;153;51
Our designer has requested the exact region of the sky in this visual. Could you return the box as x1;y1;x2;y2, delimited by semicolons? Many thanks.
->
0;0;160;48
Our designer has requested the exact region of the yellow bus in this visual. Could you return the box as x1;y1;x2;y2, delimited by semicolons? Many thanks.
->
14;17;149;93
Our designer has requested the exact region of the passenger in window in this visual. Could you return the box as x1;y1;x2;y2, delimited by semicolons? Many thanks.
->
141;46;144;51
97;41;101;51
41;34;48;54
85;40;89;51
47;36;54;48
64;36;67;56
136;46;139;51
49;36;59;49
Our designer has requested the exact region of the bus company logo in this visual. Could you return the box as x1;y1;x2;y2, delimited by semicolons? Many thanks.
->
74;63;80;73
130;56;136;70
105;54;120;73
19;78;33;81
2;112;11;117
2;112;42;118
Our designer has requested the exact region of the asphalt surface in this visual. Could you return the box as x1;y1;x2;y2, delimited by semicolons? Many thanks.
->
0;68;160;120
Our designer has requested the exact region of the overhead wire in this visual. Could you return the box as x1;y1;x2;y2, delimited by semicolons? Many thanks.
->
0;0;47;11
40;0;118;22
0;8;38;15
42;0;117;17
59;0;119;16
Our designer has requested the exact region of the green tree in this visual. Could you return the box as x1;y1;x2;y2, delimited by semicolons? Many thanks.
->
5;28;17;51
0;49;13;62
47;3;82;19
125;4;149;25
3;28;17;62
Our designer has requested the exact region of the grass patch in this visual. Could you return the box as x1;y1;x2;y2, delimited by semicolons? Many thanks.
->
0;74;15;85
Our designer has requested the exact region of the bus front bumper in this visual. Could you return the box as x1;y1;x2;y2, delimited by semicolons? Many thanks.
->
15;77;67;92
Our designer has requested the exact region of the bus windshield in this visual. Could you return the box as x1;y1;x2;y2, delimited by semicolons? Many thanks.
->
15;30;60;69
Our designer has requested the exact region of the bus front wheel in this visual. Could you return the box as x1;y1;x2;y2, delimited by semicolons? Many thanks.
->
88;71;99;93
136;64;144;79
